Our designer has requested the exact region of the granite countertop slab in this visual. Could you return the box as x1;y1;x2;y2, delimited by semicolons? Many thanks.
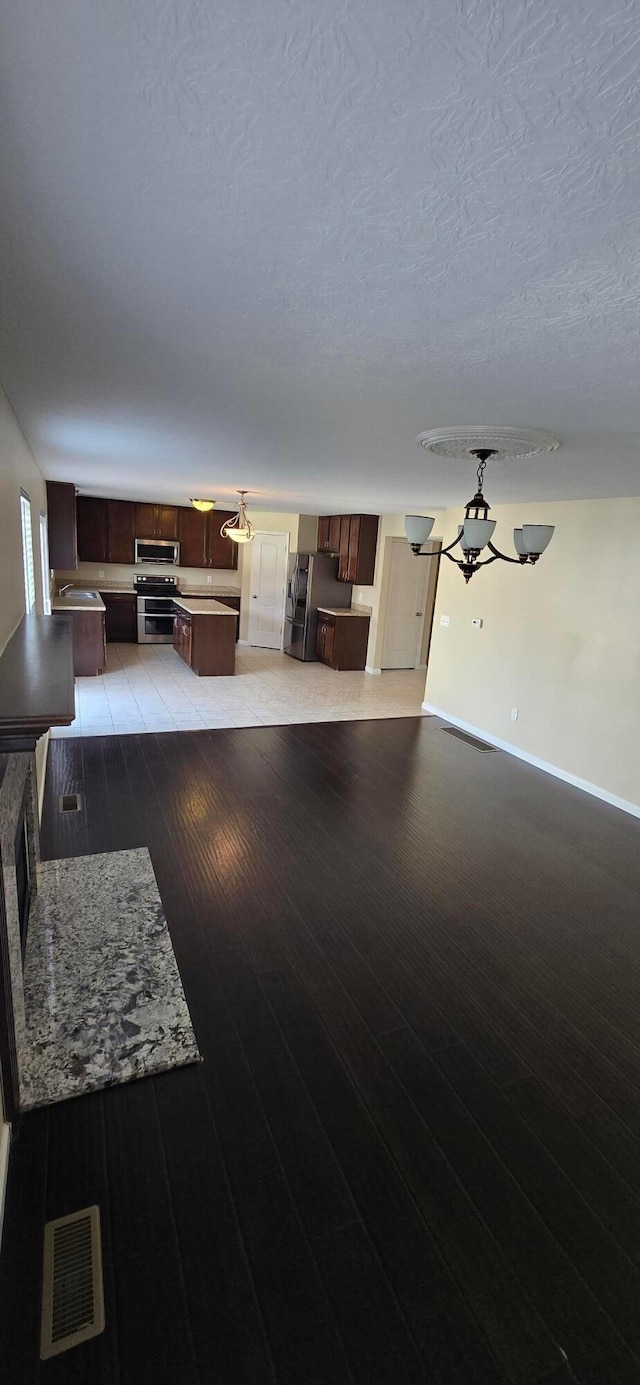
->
178;586;241;597
52;592;106;612
173;597;237;616
21;847;200;1109
317;607;371;619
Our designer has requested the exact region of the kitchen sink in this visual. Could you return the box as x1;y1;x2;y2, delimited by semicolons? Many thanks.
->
61;589;99;599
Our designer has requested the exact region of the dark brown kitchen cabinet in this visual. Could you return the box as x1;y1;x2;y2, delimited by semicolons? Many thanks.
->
46;481;78;570
175;507;238;570
101;592;137;642
315;513;379;584
135;503;178;540
76;496;109;563
315;611;370;671
107;500;136;564
206;510;239;571
317;516;332;552
178;507;208;568
173;611;193;666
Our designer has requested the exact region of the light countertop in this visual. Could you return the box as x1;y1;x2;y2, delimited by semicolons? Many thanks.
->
52;593;106;613
173;598;237;616
317;607;371;619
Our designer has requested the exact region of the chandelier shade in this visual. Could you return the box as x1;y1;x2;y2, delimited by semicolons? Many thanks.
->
522;524;554;556
190;498;215;513
461;518;496;551
404;515;435;548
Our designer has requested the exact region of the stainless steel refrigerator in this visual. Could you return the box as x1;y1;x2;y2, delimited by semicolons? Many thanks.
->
283;552;352;660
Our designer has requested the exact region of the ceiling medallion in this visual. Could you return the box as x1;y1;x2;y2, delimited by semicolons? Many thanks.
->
406;427;559;583
220;490;256;545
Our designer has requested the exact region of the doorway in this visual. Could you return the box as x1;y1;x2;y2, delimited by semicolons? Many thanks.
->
380;538;439;669
247;532;289;648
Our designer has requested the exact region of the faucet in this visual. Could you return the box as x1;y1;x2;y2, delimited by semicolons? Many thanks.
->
58;583;75;594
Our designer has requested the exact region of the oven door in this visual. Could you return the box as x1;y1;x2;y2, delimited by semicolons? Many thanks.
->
136;598;175;644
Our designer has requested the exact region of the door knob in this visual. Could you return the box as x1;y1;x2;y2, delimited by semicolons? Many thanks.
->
416;611;423;616
252;594;257;599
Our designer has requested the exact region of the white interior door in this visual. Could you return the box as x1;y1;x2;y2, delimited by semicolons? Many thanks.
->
247;532;289;648
381;539;430;669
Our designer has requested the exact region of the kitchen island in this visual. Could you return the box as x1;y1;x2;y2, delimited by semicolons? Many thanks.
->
172;598;237;676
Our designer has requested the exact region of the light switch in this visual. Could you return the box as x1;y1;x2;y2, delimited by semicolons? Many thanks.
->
440;615;450;627
206;575;213;584
471;617;483;629
98;569;105;578
511;707;519;721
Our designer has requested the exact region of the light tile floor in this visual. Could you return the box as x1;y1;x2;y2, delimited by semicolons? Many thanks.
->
51;643;430;737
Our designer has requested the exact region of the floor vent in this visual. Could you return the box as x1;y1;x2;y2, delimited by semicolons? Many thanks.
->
40;1205;104;1360
441;727;498;753
59;793;82;813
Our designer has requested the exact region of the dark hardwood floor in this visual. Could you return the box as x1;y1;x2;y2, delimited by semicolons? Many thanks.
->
2;716;640;1383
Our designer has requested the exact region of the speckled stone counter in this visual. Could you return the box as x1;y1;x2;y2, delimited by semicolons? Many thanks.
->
21;847;199;1109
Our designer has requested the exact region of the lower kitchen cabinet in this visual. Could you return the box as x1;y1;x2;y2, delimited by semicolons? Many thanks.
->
53;609;106;676
315;611;370;671
101;592;137;642
173;609;236;676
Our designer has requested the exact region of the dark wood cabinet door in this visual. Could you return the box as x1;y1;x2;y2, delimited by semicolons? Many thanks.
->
352;514;378;584
101;593;137;642
338;516;351;581
76;496;109;563
157;505;178;540
346;515;361;583
206;511;239;571
317;517;331;552
46;481;77;570
328;515;341;552
324;621;336;667
178;507;208;568
315;620;326;660
107;501;136;564
135;503;158;539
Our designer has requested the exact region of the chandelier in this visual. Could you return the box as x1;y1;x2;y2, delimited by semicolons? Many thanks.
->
220;490;256;545
190;498;215;513
405;428;557;583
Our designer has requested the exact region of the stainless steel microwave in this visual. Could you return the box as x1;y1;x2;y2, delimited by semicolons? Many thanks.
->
134;538;180;565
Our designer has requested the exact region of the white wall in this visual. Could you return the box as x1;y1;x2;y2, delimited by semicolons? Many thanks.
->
425;496;640;812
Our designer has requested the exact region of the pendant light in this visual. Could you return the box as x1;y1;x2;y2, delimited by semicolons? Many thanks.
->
220;490;256;545
405;427;558;583
190;499;216;513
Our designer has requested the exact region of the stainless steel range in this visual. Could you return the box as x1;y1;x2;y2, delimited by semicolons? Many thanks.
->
135;573;180;644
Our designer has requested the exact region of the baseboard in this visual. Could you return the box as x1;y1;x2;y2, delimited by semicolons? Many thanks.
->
365;665;382;675
423;704;640;820
0;1121;10;1247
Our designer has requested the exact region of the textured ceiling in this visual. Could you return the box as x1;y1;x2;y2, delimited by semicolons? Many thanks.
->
1;0;640;513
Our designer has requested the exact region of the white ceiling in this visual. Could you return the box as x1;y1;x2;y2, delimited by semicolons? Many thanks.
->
1;0;640;514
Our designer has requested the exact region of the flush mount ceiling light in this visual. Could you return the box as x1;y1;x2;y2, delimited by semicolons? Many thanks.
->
405;427;559;583
220;490;256;544
190;498;216;513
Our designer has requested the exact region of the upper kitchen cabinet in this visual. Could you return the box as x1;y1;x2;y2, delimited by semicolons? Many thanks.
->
107;500;136;564
135;503;178;540
317;513;379;584
206;510;239;571
46;481;78;569
317;516;331;552
76;496;109;563
178;506;208;569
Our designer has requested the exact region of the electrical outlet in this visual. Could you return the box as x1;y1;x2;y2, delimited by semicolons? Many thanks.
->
98;569;105;578
206;575;213;584
511;707;519;721
440;614;450;627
